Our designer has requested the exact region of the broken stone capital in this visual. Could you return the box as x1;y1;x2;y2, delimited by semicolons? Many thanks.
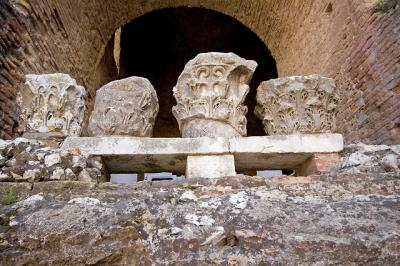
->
172;52;257;137
255;74;340;135
17;73;86;137
88;77;159;137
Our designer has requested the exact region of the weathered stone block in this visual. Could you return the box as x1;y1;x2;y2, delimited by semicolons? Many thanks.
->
61;133;343;177
255;75;339;135
186;155;236;178
88;77;159;137
17;74;86;137
172;52;257;137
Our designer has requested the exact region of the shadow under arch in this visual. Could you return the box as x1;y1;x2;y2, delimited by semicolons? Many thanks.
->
116;7;278;137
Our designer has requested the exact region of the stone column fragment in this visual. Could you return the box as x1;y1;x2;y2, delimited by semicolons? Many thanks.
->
88;77;159;137
17;73;86;138
255;75;340;135
172;52;257;137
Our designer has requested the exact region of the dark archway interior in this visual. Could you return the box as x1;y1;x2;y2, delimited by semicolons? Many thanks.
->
120;7;277;137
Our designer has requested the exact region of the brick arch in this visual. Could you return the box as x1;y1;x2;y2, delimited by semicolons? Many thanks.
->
86;1;285;90
114;7;278;137
79;3;284;136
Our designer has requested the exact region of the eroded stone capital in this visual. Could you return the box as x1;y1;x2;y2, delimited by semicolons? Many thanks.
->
88;77;159;137
17;73;86;137
172;52;257;137
255;75;340;135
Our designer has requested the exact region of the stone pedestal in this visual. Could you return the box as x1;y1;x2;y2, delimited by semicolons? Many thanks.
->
172;52;257;138
186;155;236;179
88;77;159;137
61;134;343;178
255;75;339;135
17;73;86;138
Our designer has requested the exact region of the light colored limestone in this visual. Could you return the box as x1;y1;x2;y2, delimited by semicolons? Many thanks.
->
231;134;343;171
229;133;344;154
44;153;61;167
62;137;229;156
255;75;339;135
88;77;159;137
61;133;343;175
186;155;236;179
172;52;257;137
17;73;86;137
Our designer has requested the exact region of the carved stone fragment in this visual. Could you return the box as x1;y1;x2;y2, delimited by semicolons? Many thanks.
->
172;52;257;137
17;73;86;137
88;77;159;137
255;75;340;135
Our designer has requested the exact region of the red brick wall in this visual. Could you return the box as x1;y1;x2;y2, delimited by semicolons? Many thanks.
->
0;0;399;144
337;5;400;143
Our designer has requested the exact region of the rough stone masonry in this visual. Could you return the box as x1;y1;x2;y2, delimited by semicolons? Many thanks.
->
0;140;399;265
0;170;399;265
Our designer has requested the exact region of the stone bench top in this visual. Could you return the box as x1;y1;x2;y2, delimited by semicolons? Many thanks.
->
61;133;343;173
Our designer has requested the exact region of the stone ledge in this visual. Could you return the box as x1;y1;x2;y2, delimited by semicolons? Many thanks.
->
229;133;343;153
61;134;343;174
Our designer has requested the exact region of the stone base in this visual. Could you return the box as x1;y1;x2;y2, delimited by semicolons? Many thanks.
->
61;133;343;177
295;153;340;176
2;173;399;264
186;155;236;178
181;119;241;138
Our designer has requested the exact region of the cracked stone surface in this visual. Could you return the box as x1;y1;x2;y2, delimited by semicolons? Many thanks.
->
88;77;159;137
0;173;399;265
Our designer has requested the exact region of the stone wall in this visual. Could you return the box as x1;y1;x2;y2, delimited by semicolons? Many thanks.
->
1;174;399;264
0;0;399;143
0;138;399;264
0;138;108;182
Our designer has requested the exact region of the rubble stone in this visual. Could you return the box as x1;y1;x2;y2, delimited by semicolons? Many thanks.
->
50;168;65;180
381;154;399;172
0;138;108;183
44;153;61;167
77;169;92;183
22;169;41;182
331;143;400;175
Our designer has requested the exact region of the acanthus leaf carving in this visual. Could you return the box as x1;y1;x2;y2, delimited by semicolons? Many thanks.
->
172;52;257;137
17;73;86;137
255;75;340;135
88;77;159;137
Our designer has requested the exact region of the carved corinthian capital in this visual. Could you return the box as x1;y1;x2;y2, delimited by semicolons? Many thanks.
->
172;52;257;137
88;77;159;137
255;75;340;135
17;73;86;137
